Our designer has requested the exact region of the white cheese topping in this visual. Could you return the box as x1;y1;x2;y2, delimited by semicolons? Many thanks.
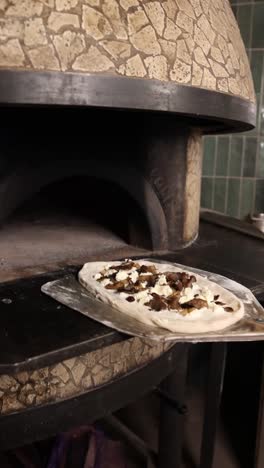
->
103;268;117;277
101;278;111;287
157;274;167;286
115;269;139;283
130;270;139;283
204;288;214;303
94;273;102;280
133;289;152;304
179;287;196;304
116;270;129;281
151;284;173;297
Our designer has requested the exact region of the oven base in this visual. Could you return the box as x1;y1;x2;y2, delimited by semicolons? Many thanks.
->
0;218;152;283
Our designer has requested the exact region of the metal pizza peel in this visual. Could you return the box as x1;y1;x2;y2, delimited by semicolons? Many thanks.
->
41;260;264;343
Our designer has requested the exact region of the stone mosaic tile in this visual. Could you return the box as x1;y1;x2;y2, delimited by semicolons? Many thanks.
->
0;0;255;102
0;337;173;416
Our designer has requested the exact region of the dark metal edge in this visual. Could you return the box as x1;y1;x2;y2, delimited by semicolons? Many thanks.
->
0;70;256;132
201;210;264;241
0;267;127;374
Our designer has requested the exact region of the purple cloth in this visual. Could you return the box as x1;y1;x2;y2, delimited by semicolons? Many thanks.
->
47;435;68;468
47;425;127;468
87;428;127;468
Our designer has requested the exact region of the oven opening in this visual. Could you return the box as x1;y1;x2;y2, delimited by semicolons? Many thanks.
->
0;176;152;282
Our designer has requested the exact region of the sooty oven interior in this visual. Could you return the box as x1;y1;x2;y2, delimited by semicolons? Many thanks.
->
0;0;257;283
0;102;255;284
0;106;205;281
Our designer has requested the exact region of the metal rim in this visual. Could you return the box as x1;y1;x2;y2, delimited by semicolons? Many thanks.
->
0;70;256;133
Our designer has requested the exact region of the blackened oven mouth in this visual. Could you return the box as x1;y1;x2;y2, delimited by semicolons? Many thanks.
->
0;177;153;283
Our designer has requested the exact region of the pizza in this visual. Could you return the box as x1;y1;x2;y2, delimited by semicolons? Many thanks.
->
78;259;244;334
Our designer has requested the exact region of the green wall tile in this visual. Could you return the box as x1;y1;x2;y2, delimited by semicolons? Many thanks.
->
237;4;252;48
213;178;227;214
229;137;243;176
252;3;264;48
255;180;264;213
201;0;263;221
257;139;264;177
215;137;230;176
245;94;260;137
240;179;254;219
202;137;216;176
231;5;237;15
243;138;257;177
226;179;240;218
260;94;264;136
251;51;263;95
231;0;253;5
201;178;213;209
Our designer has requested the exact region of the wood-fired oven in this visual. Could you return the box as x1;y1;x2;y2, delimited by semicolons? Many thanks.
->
0;0;256;284
0;1;259;462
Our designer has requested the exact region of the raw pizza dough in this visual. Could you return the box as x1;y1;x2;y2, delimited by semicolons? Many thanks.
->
78;260;244;334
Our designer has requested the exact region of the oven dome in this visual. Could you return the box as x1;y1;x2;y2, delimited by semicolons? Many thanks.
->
0;0;255;103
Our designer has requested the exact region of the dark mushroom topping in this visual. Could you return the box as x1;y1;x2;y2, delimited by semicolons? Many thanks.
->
165;271;197;291
180;308;195;316
102;273;116;282
165;272;182;282
123;282;146;293
137;274;158;288
113;261;139;270
172;280;183;291
224;306;234;312
185;275;197;288
181;272;192;287
138;274;152;282
167;295;181;311
214;294;220;301
139;264;157;274
105;280;129;291
145;293;167;311
121;283;136;293
126;296;135;302
215;301;226;306
181;298;208;309
146;274;159;287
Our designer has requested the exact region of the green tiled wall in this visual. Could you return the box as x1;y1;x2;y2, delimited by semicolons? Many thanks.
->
201;0;264;219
